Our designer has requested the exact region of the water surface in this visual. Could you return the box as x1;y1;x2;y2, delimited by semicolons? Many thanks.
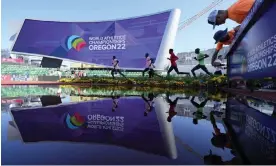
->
1;85;276;165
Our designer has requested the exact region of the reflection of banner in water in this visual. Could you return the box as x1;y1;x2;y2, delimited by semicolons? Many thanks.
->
247;97;275;116
226;98;276;164
10;98;169;157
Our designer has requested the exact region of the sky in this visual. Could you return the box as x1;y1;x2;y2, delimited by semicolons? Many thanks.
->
1;0;238;53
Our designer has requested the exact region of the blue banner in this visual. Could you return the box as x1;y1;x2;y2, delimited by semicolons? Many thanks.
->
12;11;171;68
229;2;276;79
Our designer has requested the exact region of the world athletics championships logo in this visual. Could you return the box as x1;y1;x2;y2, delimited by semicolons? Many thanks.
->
66;35;86;51
65;112;85;129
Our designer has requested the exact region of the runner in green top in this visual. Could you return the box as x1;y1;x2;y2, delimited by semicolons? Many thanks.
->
191;48;212;77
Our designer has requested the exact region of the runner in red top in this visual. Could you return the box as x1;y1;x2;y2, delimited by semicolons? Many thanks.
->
167;49;190;77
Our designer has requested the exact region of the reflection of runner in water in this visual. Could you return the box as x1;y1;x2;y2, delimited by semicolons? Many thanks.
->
165;94;189;122
190;96;208;125
141;93;156;116
204;112;241;165
111;91;120;112
273;106;276;117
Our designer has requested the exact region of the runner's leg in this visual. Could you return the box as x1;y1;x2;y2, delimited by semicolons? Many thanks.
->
191;65;201;77
167;66;174;76
174;66;190;76
142;68;149;77
111;69;115;79
117;69;126;78
200;65;212;76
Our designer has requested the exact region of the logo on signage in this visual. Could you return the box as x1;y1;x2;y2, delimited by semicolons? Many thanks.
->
65;112;85;129
66;35;86;51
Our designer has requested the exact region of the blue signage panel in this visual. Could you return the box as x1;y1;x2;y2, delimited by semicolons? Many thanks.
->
229;2;276;79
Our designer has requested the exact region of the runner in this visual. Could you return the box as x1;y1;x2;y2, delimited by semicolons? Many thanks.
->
191;48;212;77
142;53;151;77
167;49;190;77
111;56;126;79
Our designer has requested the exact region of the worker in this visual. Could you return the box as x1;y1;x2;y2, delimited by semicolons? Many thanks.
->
208;0;255;29
211;28;238;66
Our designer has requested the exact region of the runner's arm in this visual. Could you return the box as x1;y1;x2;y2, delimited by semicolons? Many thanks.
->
190;96;200;108
199;98;209;107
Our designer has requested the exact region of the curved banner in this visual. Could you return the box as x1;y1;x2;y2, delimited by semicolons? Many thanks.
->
12;11;171;68
229;2;276;79
11;98;170;157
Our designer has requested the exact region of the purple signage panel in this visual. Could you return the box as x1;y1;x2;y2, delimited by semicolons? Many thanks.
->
229;2;276;79
11;98;167;156
226;98;276;164
12;11;171;68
